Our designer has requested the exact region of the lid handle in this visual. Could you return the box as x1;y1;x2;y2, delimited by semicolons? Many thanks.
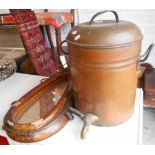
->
89;10;119;25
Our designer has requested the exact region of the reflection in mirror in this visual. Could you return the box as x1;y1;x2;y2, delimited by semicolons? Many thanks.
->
16;82;67;124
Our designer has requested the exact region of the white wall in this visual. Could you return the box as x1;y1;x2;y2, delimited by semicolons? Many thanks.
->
1;9;155;66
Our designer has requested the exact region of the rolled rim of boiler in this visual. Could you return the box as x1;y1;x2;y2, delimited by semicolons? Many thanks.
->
66;36;143;49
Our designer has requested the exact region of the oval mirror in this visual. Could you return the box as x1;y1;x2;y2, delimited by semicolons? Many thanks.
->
15;80;67;125
3;69;73;142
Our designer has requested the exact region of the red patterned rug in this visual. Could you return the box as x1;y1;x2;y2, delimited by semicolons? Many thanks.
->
0;135;9;145
10;9;57;77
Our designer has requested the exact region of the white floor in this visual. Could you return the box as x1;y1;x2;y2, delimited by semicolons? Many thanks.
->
143;107;155;145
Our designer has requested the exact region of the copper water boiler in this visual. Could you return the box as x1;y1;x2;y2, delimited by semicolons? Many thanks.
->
66;10;143;126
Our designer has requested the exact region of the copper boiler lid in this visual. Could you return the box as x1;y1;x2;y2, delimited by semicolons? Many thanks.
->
67;10;143;48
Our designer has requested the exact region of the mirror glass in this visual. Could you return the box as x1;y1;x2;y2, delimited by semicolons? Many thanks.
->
15;81;67;124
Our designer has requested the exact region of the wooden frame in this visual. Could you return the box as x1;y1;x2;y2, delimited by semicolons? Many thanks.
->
3;69;73;142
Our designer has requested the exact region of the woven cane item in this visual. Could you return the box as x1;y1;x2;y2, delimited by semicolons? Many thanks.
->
0;59;16;81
